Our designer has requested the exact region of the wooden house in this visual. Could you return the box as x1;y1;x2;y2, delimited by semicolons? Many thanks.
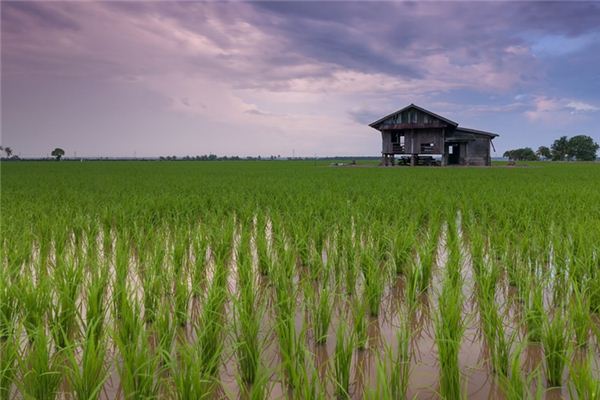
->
369;104;498;166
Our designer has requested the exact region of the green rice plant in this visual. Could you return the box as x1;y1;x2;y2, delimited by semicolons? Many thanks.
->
370;311;412;400
404;259;421;312
142;250;163;323
417;226;439;294
51;251;84;349
344;246;358;296
589;272;600;314
390;222;416;276
301;354;328;400
18;327;63;400
475;259;510;376
434;262;464;399
275;317;306;392
154;301;176;366
568;353;600;399
361;240;385;316
332;322;354;400
174;277;190;327
542;310;570;387
571;283;591;348
64;321;108;400
191;233;207;297
498;344;528;400
255;219;272;276
352;296;368;350
233;275;263;385
238;362;273;400
393;312;411;399
195;276;227;380
116;322;162;399
366;357;393;400
85;266;108;344
0;331;18;400
525;281;544;343
19;276;51;343
311;285;334;344
0;271;17;341
171;342;212;400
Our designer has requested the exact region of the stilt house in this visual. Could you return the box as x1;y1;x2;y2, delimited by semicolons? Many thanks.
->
369;104;498;166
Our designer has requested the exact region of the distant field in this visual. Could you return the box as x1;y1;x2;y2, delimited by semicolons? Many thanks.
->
2;161;600;399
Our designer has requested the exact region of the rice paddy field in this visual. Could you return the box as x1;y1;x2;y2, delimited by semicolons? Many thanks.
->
1;160;600;399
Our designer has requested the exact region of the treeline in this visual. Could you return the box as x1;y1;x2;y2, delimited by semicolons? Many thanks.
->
504;135;599;161
159;154;284;161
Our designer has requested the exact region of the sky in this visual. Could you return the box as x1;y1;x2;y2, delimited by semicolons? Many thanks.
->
2;1;600;158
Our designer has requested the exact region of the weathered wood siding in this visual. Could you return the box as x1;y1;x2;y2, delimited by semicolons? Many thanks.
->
381;131;393;153
466;137;491;166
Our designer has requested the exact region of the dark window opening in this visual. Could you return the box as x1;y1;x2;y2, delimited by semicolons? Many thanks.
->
420;143;434;154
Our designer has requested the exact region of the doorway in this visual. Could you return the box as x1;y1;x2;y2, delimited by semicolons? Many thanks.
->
447;144;460;165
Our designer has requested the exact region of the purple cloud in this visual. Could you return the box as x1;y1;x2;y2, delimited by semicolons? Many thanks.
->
1;1;599;157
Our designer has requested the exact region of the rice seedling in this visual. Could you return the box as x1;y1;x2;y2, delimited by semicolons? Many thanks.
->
525;281;544;343
568;352;600;399
256;218;273;276
571;283;591;348
498;344;528;400
332;322;354;400
0;331;18;400
542;310;570;387
117;336;162;399
18;327;63;400
154;301;176;367
370;310;412;400
0;271;17;341
233;229;264;387
171;342;212;400
311;284;334;345
434;258;464;399
352;296;369;350
390;223;416;276
361;239;385;317
64;321;108;400
195;279;227;381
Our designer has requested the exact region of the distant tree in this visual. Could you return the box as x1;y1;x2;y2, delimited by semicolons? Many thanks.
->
51;148;65;161
551;136;570;161
536;146;552;160
503;147;538;161
4;147;13;158
567;135;599;161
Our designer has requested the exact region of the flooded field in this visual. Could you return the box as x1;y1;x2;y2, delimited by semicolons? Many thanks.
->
1;161;599;399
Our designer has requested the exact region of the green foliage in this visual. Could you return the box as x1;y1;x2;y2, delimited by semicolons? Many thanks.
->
551;135;599;161
503;147;538;161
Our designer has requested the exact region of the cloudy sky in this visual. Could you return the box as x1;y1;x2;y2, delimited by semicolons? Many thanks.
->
2;1;600;157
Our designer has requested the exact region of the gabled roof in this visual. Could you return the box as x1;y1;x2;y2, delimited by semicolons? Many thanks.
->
369;103;459;129
454;127;499;138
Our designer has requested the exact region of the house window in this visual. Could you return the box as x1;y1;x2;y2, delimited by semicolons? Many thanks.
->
421;143;434;154
391;132;399;143
400;135;405;146
424;115;431;124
